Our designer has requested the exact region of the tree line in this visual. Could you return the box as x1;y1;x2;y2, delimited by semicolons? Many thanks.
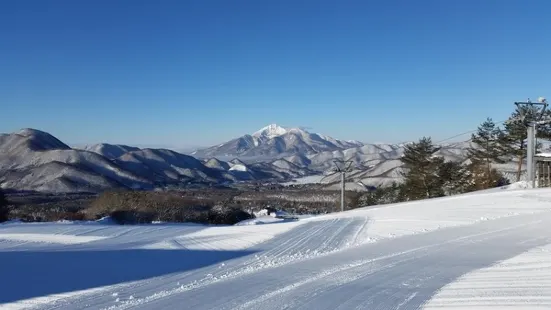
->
0;189;7;222
360;103;551;205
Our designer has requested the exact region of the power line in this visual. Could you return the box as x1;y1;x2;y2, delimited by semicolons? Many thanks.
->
320;120;510;175
381;120;511;162
434;119;508;144
395;119;510;162
322;103;551;192
321;118;514;191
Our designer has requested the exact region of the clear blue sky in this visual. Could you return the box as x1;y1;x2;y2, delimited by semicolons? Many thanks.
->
2;0;550;148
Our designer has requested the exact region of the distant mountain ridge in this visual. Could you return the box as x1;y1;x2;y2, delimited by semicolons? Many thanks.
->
81;143;140;160
2;125;523;194
191;124;364;159
0;128;314;193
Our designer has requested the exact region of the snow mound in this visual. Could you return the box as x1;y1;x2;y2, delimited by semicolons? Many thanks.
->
0;233;107;245
501;181;533;190
235;216;286;226
254;208;290;218
95;216;117;225
141;221;302;251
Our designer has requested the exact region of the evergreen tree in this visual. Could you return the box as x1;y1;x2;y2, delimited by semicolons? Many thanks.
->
400;137;442;200
467;164;509;191
468;118;507;164
467;118;508;188
502;105;550;181
536;109;551;140
384;182;406;203
0;188;8;223
358;182;405;206
435;159;472;195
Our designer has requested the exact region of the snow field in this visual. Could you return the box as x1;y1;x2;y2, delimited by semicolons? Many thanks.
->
113;212;551;310
140;220;302;251
1;187;551;309
423;243;551;309
302;187;551;244
0;233;106;245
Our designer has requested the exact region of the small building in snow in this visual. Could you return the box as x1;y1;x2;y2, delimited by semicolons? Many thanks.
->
535;153;551;187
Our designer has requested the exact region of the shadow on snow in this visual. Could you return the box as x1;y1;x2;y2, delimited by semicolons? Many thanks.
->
0;247;257;304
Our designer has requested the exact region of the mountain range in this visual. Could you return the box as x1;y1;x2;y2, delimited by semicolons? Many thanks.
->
190;124;364;160
0;125;530;193
0;128;312;193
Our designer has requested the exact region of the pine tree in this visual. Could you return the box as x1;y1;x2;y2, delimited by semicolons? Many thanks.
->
436;159;472;195
359;182;405;206
467;118;507;188
468;118;507;164
0;188;8;223
467;164;509;191
400;137;442;200
502;105;550;181
535;109;551;140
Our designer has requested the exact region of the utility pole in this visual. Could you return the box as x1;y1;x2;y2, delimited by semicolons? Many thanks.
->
341;171;345;211
527;123;536;187
515;97;549;187
332;159;354;212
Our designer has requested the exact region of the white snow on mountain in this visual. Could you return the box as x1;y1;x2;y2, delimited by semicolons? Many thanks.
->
0;130;151;192
203;158;231;170
252;124;288;139
283;140;530;189
0;129;299;193
184;124;514;189
229;164;248;172
191;124;366;159
81;143;141;160
0;126;534;193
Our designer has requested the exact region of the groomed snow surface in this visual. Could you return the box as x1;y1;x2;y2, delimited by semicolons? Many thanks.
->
1;184;551;309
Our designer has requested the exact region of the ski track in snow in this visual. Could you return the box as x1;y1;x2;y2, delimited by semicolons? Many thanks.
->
423;243;551;309
1;189;551;309
0;233;106;244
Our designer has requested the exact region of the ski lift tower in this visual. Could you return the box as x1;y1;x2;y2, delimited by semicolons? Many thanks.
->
332;159;354;212
514;97;549;187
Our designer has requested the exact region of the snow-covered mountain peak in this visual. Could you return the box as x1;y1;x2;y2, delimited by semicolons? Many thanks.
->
10;128;71;151
253;124;289;139
192;124;367;159
287;127;308;135
82;143;140;160
229;163;248;172
17;128;48;137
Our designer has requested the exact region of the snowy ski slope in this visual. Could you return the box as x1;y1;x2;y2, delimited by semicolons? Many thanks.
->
1;186;551;309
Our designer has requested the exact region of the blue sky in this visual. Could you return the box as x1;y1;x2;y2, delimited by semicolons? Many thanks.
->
2;0;551;148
